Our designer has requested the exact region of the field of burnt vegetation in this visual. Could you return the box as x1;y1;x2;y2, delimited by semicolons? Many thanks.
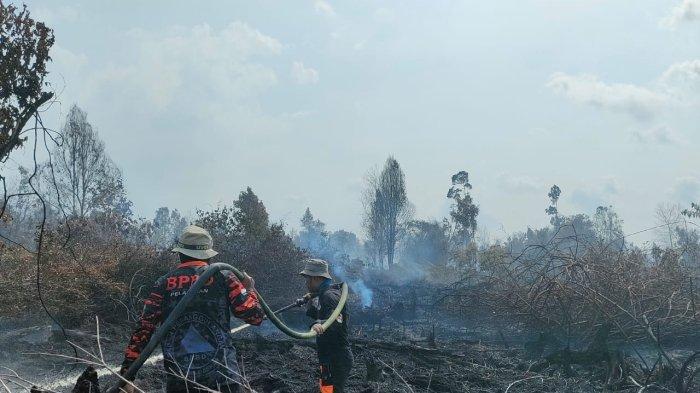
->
0;135;699;392
1;211;699;393
1;4;700;391
1;120;699;392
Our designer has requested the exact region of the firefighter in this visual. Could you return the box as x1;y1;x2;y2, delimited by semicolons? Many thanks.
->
300;258;353;393
119;225;264;393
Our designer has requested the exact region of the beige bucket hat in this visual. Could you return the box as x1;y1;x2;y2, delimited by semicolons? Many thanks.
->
171;225;218;260
299;258;332;279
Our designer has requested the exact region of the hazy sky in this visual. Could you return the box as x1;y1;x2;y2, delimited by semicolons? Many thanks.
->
11;0;700;244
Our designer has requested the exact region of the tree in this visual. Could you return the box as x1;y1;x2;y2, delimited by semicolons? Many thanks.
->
592;205;624;244
447;171;479;246
401;219;450;268
655;203;683;248
150;207;188;249
682;202;700;219
233;186;269;242
678;203;700;269
363;237;384;268
51;105;125;218
328;229;361;259
675;226;700;269
296;207;328;255
363;189;386;267
0;2;55;162
195;187;305;304
1;165;45;243
545;184;561;224
363;157;412;267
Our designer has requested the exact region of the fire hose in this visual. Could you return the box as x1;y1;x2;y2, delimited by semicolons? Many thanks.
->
230;290;317;334
106;262;349;393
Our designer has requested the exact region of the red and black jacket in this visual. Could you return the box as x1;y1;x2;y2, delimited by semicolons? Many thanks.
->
121;260;264;389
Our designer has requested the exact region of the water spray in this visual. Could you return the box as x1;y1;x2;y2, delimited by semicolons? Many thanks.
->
106;263;348;393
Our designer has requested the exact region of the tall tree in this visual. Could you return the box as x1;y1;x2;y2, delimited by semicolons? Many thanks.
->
51;105;124;218
195;187;306;304
150;207;188;249
363;189;386;266
545;184;561;225
363;157;412;267
675;226;700;269
329;229;361;259
0;2;54;162
195;187;271;259
296;207;328;255
447;171;478;246
593;205;624;244
655;203;682;248
682;203;700;219
401;219;450;268
233;186;269;241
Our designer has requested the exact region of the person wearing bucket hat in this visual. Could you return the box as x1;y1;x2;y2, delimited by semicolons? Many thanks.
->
170;224;219;260
119;225;264;393
300;258;353;393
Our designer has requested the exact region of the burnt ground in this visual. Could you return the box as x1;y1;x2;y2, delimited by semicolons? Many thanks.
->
233;337;604;393
2;316;697;393
0;330;597;393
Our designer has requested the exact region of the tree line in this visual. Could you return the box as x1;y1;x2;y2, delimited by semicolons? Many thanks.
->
2;3;699;342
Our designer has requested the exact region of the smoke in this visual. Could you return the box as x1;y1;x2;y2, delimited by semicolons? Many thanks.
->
351;279;374;308
329;261;374;308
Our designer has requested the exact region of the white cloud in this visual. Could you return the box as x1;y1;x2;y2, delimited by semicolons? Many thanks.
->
291;61;320;85
51;45;88;71
283;195;309;214
83;22;282;114
40;21;295;226
33;5;80;24
527;127;552;137
669;177;700;203
314;0;336;17
570;177;621;211
602;176;621;195
495;173;543;193
660;0;700;29
660;60;700;102
548;59;700;121
547;73;668;121
570;189;606;212
353;40;366;51
374;8;396;23
662;59;700;83
47;46;90;103
631;125;684;145
283;110;314;119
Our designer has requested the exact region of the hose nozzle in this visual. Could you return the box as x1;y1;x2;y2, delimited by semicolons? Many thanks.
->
294;292;316;307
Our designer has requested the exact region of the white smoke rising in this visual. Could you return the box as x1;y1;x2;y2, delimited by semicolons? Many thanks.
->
351;279;374;308
329;262;374;308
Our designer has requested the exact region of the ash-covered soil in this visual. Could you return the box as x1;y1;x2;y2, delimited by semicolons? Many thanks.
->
4;318;695;393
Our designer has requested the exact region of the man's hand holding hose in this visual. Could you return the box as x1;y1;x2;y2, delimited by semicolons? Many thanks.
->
241;272;255;291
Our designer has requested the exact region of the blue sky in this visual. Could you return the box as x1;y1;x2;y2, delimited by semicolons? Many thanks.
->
11;0;700;244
